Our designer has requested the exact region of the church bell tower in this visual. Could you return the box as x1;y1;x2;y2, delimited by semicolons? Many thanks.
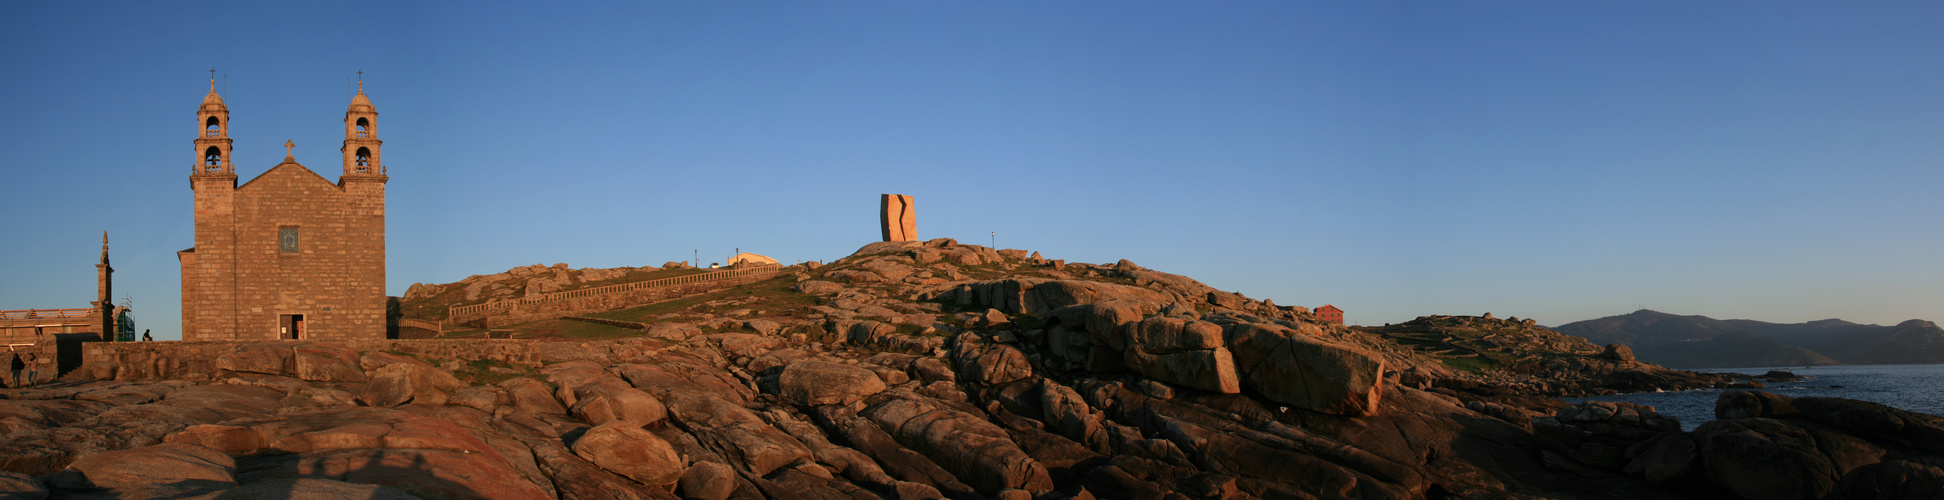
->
184;71;239;338
341;76;384;178
193;71;235;180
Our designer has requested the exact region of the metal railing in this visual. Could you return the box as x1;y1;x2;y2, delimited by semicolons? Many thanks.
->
0;308;94;320
448;264;781;319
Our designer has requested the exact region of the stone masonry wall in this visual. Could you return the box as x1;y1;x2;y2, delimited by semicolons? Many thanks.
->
4;341;63;387
183;173;235;338
79;338;649;382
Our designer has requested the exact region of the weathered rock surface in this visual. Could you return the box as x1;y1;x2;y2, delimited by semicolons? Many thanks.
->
0;471;45;499
214;478;421;500
293;343;367;382
645;322;701;341
572;421;686;487
1227;322;1384;415
862;396;1055;494
215;343;290;375
15;241;1917;500
791;280;845;296
660;389;812;477
678;461;737;500
64;442;235;493
778;360;886;407
359;362;465;407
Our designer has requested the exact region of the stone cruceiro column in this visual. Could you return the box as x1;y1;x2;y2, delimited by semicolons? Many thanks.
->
880;194;915;242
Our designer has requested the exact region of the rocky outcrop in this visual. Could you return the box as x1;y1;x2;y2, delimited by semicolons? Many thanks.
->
1358;314;1740;396
1601;343;1636;362
293;343;367;382
1599;390;1944;500
569;382;667;428
777;360;886;407
29;241;1943;500
359;362;465;407
62;442;236;497
1534;401;1681;472
572;421;686;487
645;322;701;341
1121;317;1240;394
659;390;813;477
677;461;737;500
861;395;1054;494
791;280;844;296
1227;322;1384;416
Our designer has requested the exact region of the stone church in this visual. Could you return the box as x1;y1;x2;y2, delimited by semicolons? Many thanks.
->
178;79;388;341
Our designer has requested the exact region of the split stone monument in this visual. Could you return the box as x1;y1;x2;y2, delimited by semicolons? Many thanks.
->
880;194;915;242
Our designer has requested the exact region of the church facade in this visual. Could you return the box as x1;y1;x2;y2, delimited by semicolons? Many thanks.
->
178;79;389;341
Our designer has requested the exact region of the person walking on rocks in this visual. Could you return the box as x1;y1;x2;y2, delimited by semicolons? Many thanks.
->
9;353;22;388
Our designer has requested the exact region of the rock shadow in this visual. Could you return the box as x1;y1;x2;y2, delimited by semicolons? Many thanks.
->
230;449;487;500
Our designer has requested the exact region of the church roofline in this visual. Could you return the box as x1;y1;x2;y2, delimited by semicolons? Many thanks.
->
234;161;344;192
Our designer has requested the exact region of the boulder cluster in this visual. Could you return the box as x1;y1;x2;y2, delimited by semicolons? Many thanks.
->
1526;391;1944;500
1355;315;1739;397
3;239;1935;499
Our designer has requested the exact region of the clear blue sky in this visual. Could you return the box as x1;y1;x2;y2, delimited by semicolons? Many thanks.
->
3;2;1941;338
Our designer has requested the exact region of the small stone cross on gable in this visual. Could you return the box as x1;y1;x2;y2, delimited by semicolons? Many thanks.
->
284;140;295;159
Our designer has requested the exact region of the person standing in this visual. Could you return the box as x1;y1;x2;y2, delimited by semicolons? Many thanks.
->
8;353;21;388
22;353;37;387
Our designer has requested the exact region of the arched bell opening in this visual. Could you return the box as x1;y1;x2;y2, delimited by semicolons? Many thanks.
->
203;146;223;172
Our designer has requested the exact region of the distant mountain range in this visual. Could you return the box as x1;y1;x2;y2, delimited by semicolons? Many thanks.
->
1552;309;1944;368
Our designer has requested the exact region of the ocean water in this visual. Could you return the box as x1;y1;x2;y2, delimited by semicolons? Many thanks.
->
1563;364;1944;431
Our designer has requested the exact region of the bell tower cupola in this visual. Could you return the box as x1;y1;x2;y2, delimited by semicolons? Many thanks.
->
341;75;383;177
194;70;234;177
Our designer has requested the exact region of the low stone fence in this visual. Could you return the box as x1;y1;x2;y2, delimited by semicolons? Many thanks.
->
396;318;443;333
561;316;648;330
76;338;665;382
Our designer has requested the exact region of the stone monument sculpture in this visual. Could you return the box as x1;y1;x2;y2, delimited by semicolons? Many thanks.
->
880;194;915;242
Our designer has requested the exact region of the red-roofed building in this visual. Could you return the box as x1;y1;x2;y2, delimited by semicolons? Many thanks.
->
1316;304;1343;325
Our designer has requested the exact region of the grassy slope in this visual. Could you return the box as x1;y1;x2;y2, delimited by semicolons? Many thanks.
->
440;275;817;341
401;267;715;320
